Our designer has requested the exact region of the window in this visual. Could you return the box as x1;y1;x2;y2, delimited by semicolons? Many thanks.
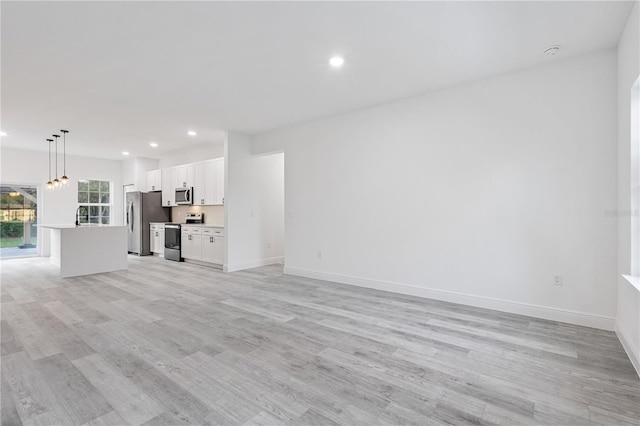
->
631;77;639;276
78;180;111;224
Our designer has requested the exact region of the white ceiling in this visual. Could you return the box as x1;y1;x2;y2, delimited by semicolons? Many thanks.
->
1;1;635;160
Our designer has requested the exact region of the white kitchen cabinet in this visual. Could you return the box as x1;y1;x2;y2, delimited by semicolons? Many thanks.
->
213;157;225;205
181;226;224;266
150;224;156;253
149;224;165;256
174;164;195;189
181;226;202;260
146;169;162;192
193;162;207;205
161;168;174;207
193;158;225;206
201;228;224;264
160;160;222;207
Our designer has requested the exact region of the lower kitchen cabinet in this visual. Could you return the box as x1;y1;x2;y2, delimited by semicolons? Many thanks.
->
181;229;202;260
201;228;224;264
181;226;224;265
150;224;165;256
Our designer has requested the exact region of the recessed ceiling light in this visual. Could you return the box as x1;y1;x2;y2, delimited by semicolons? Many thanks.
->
187;130;197;136
149;142;158;147
122;151;130;156
544;46;560;56
0;131;7;137
329;56;344;67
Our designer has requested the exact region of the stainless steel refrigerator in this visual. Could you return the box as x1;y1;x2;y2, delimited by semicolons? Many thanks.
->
126;191;171;255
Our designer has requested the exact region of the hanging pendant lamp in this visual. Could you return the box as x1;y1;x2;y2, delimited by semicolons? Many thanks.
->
46;139;54;190
52;134;61;188
60;130;69;184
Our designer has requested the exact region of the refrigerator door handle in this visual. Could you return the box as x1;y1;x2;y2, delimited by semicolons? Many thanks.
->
129;202;135;233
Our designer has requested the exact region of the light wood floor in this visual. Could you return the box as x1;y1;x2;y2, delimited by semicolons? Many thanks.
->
1;256;638;426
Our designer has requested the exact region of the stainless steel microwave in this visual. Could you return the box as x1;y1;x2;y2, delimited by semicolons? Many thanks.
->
175;187;193;205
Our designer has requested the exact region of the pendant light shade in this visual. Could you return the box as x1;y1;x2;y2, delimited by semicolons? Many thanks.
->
60;130;69;184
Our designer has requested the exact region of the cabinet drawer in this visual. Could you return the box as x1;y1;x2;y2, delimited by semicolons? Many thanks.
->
182;227;202;234
202;227;224;236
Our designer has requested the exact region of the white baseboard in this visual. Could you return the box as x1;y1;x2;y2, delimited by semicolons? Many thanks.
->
226;256;284;273
284;266;616;331
184;259;223;270
615;324;640;378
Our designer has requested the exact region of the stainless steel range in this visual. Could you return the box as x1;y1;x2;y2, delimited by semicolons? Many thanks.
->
164;213;204;262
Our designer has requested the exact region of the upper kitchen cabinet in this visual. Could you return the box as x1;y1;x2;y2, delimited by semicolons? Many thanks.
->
146;169;162;192
194;162;207;205
213;157;225;205
161;159;223;206
174;164;195;189
161;168;174;206
194;158;225;206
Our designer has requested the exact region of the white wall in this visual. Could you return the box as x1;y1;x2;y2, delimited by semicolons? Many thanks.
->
254;50;618;330
122;157;159;192
225;132;284;272
158;143;225;169
0;147;124;256
616;1;640;375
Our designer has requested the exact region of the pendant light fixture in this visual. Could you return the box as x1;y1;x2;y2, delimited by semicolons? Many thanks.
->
46;139;54;190
52;134;61;188
44;129;71;190
60;130;69;184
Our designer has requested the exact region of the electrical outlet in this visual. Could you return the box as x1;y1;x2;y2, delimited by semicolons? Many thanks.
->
553;275;563;286
317;251;322;259
267;242;272;249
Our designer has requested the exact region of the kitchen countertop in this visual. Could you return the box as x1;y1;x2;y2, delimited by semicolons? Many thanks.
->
150;222;223;227
39;224;126;229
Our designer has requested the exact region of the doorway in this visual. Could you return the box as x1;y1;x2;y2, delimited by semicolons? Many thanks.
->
0;184;38;259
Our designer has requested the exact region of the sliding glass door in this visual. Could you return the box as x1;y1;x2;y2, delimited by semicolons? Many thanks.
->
0;185;38;258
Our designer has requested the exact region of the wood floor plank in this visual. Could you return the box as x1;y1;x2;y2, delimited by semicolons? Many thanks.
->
72;353;164;426
42;301;84;325
291;409;340;426
220;297;296;322
183;351;309;421
5;286;37;304
242;410;288;426
1;319;24;356
1;351;74;426
21;303;96;361
80;410;126;426
1;372;23;426
35;354;113;425
2;303;61;360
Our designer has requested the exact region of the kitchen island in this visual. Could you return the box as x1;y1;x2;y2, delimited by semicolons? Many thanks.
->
39;225;128;278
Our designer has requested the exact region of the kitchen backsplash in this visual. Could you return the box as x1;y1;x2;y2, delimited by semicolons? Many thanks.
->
171;205;224;225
